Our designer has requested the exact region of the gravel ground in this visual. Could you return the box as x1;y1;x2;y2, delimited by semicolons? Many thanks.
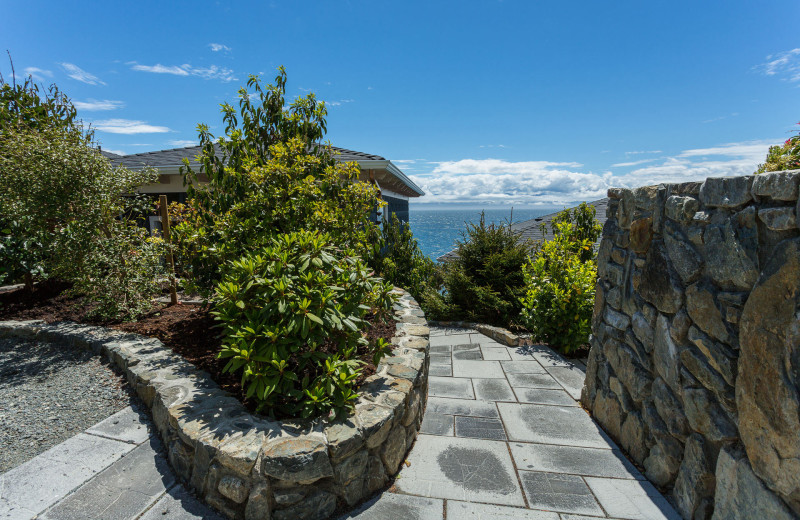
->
0;337;136;473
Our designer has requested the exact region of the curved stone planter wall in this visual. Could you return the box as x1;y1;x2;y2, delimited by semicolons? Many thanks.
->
584;170;800;520
0;288;429;520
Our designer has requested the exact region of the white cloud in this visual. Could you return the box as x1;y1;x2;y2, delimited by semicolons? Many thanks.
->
611;158;658;168
93;119;171;134
128;62;236;82
625;150;662;155
757;48;800;82
73;99;125;111
410;140;775;205
168;139;197;147
209;43;231;52
23;67;52;81
326;99;354;106
60;63;105;85
104;149;126;156
480;144;508;148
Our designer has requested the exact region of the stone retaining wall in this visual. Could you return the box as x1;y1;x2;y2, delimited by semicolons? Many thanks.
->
0;288;429;520
583;170;800;519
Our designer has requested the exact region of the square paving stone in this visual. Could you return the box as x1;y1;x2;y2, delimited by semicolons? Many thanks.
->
0;433;134;516
430;345;453;353
455;416;507;440
421;413;455;436
584;477;681;520
446;500;559;519
473;378;516;402
430;334;473;347
510;443;643;479
338;491;444;519
519;471;603;516
426;397;499;418
430;355;453;366
429;364;453;377
428;376;475;399
513;388;578;406
453;343;480;351
453;350;483;360
480;346;512;360
453;360;505;379
394;435;525;506
497;403;613;449
40;439;175;520
133;484;226;520
501;360;548;374
469;333;502;345
506;344;550;360
85;406;152;444
505;372;563;389
532;349;579;368
545;366;586;400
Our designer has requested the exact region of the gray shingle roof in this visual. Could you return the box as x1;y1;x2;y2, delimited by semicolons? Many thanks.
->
106;144;386;169
437;198;610;262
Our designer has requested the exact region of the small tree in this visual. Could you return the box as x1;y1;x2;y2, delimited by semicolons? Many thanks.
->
177;67;382;293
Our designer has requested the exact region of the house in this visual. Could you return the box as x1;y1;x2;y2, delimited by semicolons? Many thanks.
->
437;198;610;262
103;144;424;225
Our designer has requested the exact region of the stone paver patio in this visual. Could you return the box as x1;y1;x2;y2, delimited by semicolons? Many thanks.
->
0;327;680;519
345;327;680;520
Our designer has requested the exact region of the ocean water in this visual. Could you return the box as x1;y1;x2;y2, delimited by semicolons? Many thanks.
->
408;208;555;260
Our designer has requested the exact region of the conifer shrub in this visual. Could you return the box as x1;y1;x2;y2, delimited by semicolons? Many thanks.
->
213;230;395;419
426;213;529;326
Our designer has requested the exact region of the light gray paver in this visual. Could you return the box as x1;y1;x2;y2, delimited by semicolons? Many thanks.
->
338;492;444;519
505;372;563;389
85;406;153;444
497;403;612;448
480;346;512;360
0;433;134;517
453;360;505;379
473;378;516;401
584;477;681;520
430;345;452;353
453;350;483;360
421;413;455;436
501;360;548;374
429;364;453;377
513;388;578;406
519;471;604;516
546;366;586;400
469;334;503;345
447;500;559;519
510;443;643;479
394;435;525;506
428;376;475;399
532;350;578;368
138;485;225;520
426;397;499;418
430;334;473;347
455;416;507;440
39;440;175;520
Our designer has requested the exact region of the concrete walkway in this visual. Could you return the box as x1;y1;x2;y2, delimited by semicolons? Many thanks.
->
0;327;680;520
344;327;681;520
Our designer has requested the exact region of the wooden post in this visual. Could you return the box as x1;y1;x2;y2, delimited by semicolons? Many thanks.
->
159;195;178;305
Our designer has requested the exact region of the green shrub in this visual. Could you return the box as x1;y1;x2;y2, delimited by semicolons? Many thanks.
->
755;123;800;174
214;230;395;419
431;213;530;326
177;68;382;294
520;220;597;354
0;124;164;320
371;213;437;302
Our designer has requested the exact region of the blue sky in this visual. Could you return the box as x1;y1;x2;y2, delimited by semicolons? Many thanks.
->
3;1;799;207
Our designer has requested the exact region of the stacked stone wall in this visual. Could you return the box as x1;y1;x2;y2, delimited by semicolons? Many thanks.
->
583;170;800;519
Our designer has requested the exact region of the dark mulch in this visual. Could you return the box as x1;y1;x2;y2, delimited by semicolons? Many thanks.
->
0;281;396;416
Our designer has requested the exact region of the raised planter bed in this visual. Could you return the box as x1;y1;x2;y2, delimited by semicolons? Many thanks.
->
0;288;429;520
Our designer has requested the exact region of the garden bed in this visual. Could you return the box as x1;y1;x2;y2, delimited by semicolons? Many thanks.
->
0;282;397;415
0;285;430;520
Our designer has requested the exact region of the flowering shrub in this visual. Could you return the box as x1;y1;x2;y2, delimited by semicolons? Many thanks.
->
214;230;395;419
756;123;800;174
